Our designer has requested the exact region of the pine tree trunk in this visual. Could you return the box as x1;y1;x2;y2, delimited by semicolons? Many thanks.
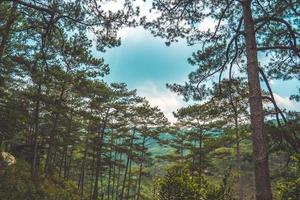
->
115;153;123;200
120;129;135;200
107;145;113;200
120;153;131;200
79;122;90;197
235;108;243;200
199;131;203;178
90;147;96;200
135;155;143;200
92;109;110;200
45;87;65;175
135;136;146;200
230;93;244;200
31;82;41;178
44;112;59;174
59;148;65;178
126;159;132;200
63;146;69;179
92;133;103;200
111;152;117;200
242;1;273;199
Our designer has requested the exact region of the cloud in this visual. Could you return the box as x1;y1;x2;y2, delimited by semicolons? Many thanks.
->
101;0;127;12
101;0;158;20
269;79;275;85
136;81;186;123
273;93;300;111
199;17;216;32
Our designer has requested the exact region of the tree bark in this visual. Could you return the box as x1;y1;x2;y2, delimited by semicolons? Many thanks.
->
107;139;114;200
92;132;104;200
111;152;117;200
78;120;91;198
242;1;273;199
31;81;41;179
126;159;132;200
120;129;136;200
92;110;109;200
234;106;243;200
45;86;66;175
89;146;96;200
135;136;146;200
59;147;65;178
115;153;123;200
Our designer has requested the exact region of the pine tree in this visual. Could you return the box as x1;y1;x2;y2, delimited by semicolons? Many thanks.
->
146;1;300;198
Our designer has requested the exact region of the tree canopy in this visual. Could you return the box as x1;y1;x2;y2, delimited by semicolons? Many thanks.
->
1;0;300;200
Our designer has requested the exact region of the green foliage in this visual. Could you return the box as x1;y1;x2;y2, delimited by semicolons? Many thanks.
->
1;1;300;199
276;177;300;200
273;154;300;200
0;159;81;200
156;165;235;200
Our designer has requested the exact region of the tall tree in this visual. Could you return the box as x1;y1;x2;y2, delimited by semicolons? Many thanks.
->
146;1;300;199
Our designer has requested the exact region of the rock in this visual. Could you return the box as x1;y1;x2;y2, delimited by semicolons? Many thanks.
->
0;152;16;170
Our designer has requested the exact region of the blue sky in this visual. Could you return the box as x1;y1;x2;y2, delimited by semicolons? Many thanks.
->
102;27;197;88
92;26;300;122
97;27;197;121
90;0;300;122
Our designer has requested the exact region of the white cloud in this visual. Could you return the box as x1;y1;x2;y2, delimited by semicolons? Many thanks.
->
99;0;215;40
199;17;216;32
136;86;300;123
269;79;275;85
273;93;300;111
100;0;158;20
101;0;126;12
136;81;186;123
118;26;147;41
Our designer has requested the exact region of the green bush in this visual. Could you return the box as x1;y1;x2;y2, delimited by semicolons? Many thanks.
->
156;165;235;200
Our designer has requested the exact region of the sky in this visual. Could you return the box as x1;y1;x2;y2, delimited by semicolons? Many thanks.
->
97;27;197;122
91;1;300;123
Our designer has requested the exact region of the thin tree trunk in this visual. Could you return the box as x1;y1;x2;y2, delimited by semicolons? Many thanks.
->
236;129;243;200
45;87;65;175
120;153;131;200
79;120;90;197
107;144;113;200
115;153;123;200
31;82;41;179
242;1;272;199
229;89;244;200
234;107;243;200
90;146;96;200
59;148;65;178
199;132;203;177
120;129;136;200
92;110;109;200
111;152;117;200
92;134;103;200
135;137;146;200
44;112;59;174
126;159;132;200
135;155;143;200
63;146;72;179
